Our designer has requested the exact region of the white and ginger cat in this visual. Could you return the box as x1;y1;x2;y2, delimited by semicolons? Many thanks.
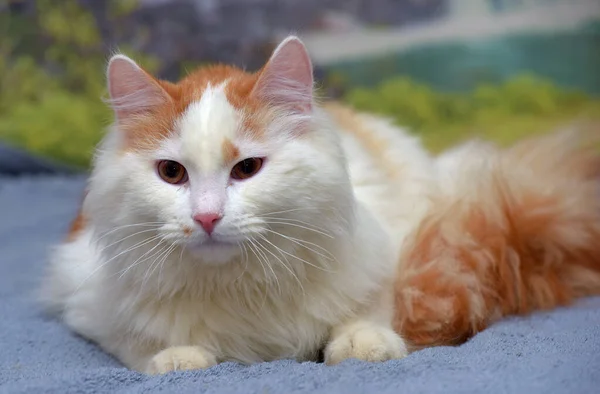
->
40;34;600;374
40;36;433;374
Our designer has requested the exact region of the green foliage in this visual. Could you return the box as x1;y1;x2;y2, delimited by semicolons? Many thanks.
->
0;91;110;168
344;74;600;152
0;0;157;168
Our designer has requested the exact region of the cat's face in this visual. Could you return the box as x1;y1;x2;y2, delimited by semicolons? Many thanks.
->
96;37;351;265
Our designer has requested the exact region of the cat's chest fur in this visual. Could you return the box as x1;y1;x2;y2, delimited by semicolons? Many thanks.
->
88;236;370;364
123;284;331;363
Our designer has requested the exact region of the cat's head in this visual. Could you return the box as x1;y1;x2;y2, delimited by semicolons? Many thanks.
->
88;36;353;265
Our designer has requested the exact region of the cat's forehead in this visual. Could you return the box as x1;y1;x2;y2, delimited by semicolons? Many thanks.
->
176;83;242;168
122;65;268;166
160;66;267;170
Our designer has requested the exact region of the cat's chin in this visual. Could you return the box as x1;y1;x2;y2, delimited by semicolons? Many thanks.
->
186;239;241;265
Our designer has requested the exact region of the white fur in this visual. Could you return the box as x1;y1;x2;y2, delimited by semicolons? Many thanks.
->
178;83;240;170
340;112;435;252
40;38;434;373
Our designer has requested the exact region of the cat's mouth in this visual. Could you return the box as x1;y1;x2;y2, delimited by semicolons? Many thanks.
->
188;237;234;249
185;238;241;264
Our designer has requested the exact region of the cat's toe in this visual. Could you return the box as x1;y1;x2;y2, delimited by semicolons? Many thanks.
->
324;323;408;365
145;346;217;375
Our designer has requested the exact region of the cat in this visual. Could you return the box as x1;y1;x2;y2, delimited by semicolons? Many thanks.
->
40;34;600;373
394;129;600;348
40;36;434;374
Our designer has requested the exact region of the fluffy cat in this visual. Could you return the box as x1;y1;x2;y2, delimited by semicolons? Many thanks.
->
394;129;600;348
40;36;433;373
41;34;600;373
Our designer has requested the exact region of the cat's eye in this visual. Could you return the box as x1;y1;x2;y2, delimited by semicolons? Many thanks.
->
231;158;264;180
157;160;188;185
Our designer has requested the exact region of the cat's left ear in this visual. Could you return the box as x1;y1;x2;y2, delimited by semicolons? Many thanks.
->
251;36;313;113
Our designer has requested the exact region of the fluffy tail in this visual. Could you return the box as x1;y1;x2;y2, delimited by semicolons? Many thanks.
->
393;126;600;348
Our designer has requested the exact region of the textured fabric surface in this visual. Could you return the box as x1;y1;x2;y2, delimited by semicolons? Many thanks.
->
1;174;599;394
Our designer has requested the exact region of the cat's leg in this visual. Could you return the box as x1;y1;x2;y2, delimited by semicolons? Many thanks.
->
325;286;408;364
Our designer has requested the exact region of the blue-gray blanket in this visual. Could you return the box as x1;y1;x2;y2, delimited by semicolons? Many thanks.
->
1;147;599;393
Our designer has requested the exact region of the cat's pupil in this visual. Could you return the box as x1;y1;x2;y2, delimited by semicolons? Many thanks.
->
165;162;179;178
241;159;255;174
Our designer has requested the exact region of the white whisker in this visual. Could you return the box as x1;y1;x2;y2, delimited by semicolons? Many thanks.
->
71;234;163;297
260;220;333;238
264;229;337;263
260;207;323;216
161;244;186;295
255;234;306;296
96;228;162;255
235;242;250;282
131;242;172;304
244;239;270;313
94;222;165;244
117;237;167;280
248;238;280;294
257;233;334;273
252;239;288;295
146;243;178;295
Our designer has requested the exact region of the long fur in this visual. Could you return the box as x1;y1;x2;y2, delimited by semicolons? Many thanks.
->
393;127;600;348
39;35;600;373
39;37;414;374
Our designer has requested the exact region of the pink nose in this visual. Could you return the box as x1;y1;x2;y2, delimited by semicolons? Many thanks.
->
192;213;222;235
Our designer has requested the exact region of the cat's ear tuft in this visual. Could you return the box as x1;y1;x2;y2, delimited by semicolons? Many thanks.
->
106;54;171;123
251;36;313;113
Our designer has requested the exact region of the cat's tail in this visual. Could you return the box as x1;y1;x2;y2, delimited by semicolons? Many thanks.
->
392;124;600;348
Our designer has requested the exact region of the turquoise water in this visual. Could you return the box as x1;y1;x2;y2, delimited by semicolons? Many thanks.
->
325;21;600;95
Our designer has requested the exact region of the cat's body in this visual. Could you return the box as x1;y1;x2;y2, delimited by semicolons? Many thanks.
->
43;106;428;371
40;37;429;373
41;35;600;373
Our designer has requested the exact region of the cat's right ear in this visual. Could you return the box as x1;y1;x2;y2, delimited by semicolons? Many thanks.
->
106;55;171;123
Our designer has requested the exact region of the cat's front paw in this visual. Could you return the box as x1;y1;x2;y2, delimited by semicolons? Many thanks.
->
324;322;408;365
145;346;217;375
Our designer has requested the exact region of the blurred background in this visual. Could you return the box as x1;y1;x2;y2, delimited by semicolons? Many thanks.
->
0;0;598;169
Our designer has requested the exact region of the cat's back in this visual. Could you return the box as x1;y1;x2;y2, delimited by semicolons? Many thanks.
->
322;102;435;245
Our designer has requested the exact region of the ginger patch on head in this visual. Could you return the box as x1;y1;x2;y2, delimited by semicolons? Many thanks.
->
221;138;240;163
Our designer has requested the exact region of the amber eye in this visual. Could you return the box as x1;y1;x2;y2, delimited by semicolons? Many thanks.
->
157;160;188;185
231;158;264;180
